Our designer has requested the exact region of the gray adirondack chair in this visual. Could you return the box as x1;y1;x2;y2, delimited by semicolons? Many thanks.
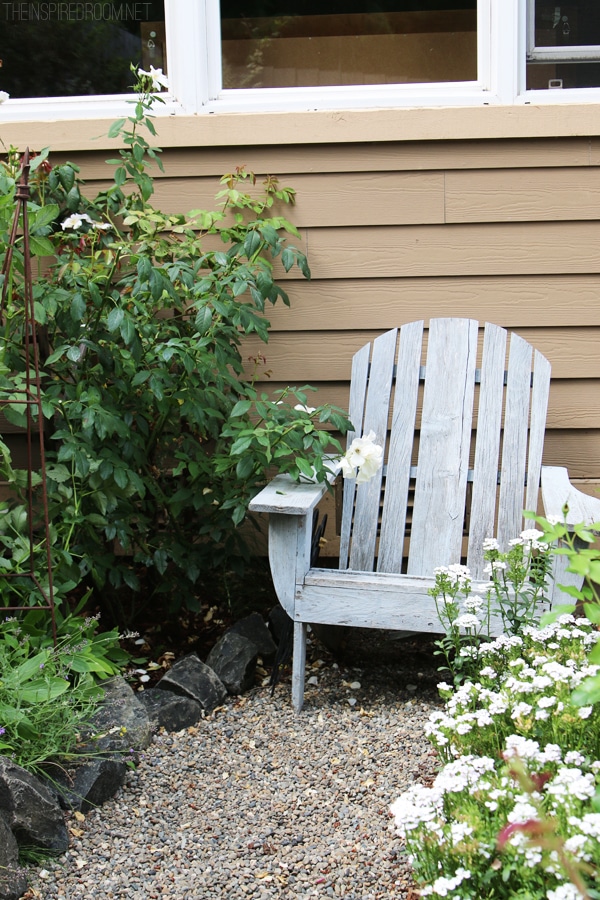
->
249;319;600;711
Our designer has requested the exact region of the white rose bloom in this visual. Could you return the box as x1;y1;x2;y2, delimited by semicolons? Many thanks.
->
340;431;383;483
138;65;169;91
61;213;93;230
293;404;316;414
0;91;9;103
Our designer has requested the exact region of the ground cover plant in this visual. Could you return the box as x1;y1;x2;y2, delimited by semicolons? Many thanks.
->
391;519;600;899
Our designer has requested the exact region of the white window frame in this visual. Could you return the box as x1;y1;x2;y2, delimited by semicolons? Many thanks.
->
2;0;600;122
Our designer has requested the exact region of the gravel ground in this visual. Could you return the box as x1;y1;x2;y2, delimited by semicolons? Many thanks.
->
24;631;442;900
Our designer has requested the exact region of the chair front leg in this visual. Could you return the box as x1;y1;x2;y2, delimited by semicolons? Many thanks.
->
292;621;308;712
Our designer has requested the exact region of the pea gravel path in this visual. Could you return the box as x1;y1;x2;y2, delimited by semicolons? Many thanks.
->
26;632;442;900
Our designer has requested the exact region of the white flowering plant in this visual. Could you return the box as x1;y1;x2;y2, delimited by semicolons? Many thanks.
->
429;531;553;686
427;616;600;764
429;563;491;686
484;530;553;634
391;616;600;899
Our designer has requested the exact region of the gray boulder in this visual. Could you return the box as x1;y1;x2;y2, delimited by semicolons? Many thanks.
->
229;612;277;661
156;654;227;712
53;756;129;814
0;758;68;853
85;676;152;754
138;688;202;732
0;810;27;900
206;632;258;695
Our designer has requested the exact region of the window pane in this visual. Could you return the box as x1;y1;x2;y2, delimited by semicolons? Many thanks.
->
527;2;600;89
220;1;477;89
0;1;166;98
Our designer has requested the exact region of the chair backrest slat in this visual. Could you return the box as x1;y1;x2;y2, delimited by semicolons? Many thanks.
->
407;318;479;574
525;350;552;527
339;341;371;568
377;320;424;573
348;328;398;571
497;332;533;547
466;323;507;578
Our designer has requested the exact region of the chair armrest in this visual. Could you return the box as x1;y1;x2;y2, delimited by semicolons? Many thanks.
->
249;468;339;517
541;466;600;526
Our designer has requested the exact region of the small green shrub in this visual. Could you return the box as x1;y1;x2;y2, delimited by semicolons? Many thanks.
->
0;70;350;625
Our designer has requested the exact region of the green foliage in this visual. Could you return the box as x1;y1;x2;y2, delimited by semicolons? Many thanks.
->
0;612;120;773
0;70;350;626
534;512;600;708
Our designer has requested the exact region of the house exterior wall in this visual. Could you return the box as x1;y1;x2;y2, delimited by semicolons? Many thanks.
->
4;110;600;552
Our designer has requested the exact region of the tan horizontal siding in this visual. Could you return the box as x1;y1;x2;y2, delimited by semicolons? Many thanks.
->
49;137;595;181
258;380;600;431
149;171;446;227
446;167;600;223
90;166;600;228
262;275;600;329
303;222;600;278
244;327;600;381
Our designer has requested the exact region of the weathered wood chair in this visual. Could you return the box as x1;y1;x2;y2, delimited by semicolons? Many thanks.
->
249;319;600;711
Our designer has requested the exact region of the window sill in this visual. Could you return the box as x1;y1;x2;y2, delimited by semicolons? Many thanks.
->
2;101;600;151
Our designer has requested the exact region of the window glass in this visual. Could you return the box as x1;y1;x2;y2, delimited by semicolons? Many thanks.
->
527;2;600;89
0;1;166;98
220;0;477;89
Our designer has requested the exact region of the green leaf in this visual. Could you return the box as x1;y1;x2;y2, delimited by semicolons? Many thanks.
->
107;307;124;332
108;118;127;138
58;164;75;192
29;235;55;257
230;399;252;418
66;185;81;211
30;203;60;232
572;671;600;707
114;467;128;489
20;677;70;703
66;345;83;363
70;293;86;321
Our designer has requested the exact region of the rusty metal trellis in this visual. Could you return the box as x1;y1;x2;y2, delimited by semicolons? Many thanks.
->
0;148;56;641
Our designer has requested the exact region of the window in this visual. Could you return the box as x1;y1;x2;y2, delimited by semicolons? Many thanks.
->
220;1;477;90
1;2;166;97
526;2;600;90
2;0;600;120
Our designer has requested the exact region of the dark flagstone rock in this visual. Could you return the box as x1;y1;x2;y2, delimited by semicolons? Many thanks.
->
85;676;152;754
0;758;68;853
0;810;27;900
229;612;277;662
206;632;258;695
156;653;227;712
53;756;129;814
138;687;203;732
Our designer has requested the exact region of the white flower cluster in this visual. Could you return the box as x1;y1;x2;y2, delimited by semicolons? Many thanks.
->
61;213;112;232
392;616;600;898
427;616;599;759
339;430;383;484
433;563;471;591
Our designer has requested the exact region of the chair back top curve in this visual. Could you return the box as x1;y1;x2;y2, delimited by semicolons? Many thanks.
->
338;318;551;580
